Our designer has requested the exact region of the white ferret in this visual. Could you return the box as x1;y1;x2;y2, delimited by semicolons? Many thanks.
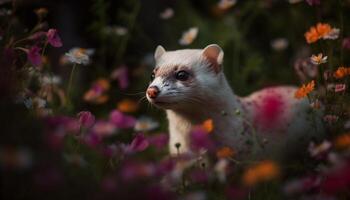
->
146;44;323;158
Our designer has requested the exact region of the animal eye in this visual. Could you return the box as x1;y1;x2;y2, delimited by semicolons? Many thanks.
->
151;72;155;80
175;70;190;81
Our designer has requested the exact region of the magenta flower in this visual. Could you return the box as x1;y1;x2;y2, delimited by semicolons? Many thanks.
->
111;65;129;90
190;127;215;151
109;110;135;128
343;37;350;50
92;120;117;137
27;46;42;66
77;111;95;129
126;134;149;153
46;29;63;47
305;0;320;6
147;133;168;149
320;162;350;194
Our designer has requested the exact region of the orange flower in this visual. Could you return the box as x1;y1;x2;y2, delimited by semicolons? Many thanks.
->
95;78;110;91
242;160;280;186
305;27;319;44
334;67;350;79
117;99;139;113
304;23;336;44
334;133;350;150
316;23;332;38
216;147;235;158
202;119;214;133
294;80;315;99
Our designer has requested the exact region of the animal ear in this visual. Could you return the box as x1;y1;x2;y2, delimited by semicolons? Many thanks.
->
154;45;166;61
202;44;224;73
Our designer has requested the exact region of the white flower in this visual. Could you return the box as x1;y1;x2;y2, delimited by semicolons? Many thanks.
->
104;26;128;36
310;53;328;65
32;97;46;108
270;38;289;51
323;28;340;40
160;8;174;20
41;74;62;85
308;140;332;157
217;0;237;10
134;117;159;132
214;159;229;183
179;27;198;46
65;48;94;65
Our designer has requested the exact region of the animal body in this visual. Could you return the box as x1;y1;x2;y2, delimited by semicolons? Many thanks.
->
146;44;323;159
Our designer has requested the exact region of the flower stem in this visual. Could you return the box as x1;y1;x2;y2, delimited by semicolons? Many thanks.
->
67;64;77;103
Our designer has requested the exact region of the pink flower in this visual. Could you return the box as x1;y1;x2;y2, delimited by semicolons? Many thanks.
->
306;0;320;6
343;37;350;49
283;175;321;195
126;134;149;153
321;161;350;194
147;133;168;149
27;46;42;66
190;126;215;151
323;115;339;124
109;110;135;128
46;29;63;47
111;65;129;90
335;84;346;93
92;120;117;137
77;111;95;129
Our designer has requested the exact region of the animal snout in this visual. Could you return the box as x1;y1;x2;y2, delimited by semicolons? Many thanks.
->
147;86;160;99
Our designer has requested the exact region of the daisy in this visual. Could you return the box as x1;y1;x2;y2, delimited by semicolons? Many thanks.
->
65;47;94;65
310;53;327;65
179;27;198;46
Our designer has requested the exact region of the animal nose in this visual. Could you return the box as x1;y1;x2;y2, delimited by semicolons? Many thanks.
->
147;86;160;99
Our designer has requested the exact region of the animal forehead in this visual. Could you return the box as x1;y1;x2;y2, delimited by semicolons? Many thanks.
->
154;65;190;76
157;50;202;65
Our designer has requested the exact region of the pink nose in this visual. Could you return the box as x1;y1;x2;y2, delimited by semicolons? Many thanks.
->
147;86;160;99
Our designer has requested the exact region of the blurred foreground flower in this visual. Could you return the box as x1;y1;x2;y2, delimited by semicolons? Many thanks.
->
26;46;42;67
310;53;327;65
216;146;235;159
323;115;339;124
242;161;280;186
83;78;110;104
0;147;33;170
179;27;198;46
111;65;129;90
104;26;128;36
109;110;135;129
77;111;95;129
343;37;350;50
334;133;350;150
134;117;159;132
117;99;139;113
65;48;94;65
294;80;315;99
334;84;346;93
217;0;237;10
270;38;288;51
92;120;117;138
160;8;174;20
308;140;332;159
125;134;149;153
306;0;320;6
46;29;62;47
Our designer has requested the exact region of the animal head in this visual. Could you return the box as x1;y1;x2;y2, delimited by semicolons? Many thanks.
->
146;44;225;110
